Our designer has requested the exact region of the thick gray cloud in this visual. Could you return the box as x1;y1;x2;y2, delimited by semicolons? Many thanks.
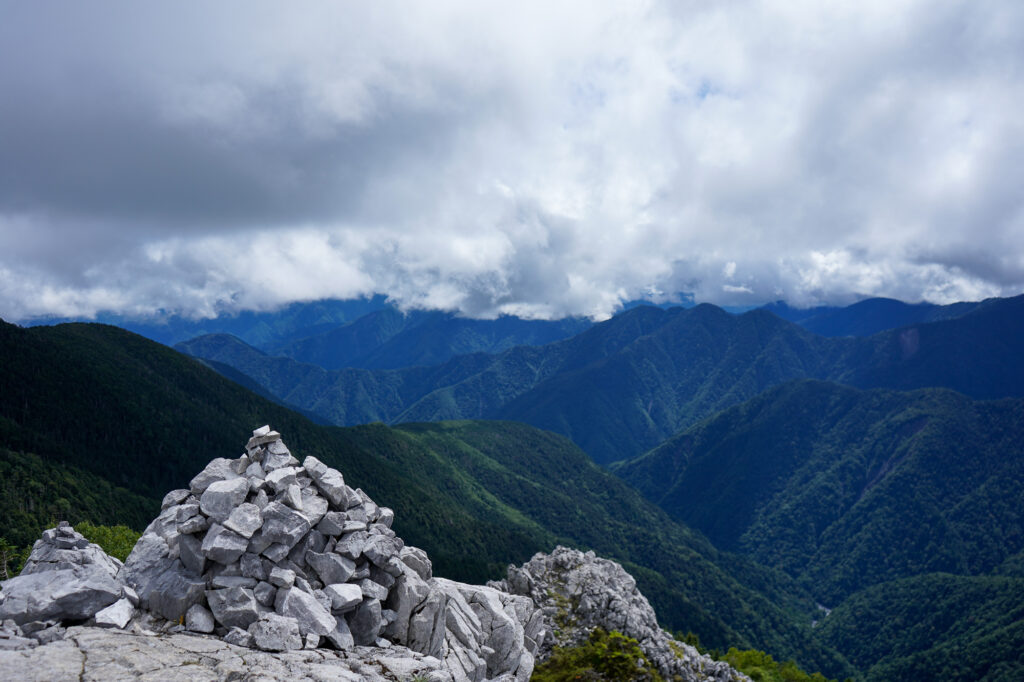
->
1;0;1022;321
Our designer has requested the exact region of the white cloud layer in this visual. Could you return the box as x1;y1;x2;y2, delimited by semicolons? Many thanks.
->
1;0;1022;321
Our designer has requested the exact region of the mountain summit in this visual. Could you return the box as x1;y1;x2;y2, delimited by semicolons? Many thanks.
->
0;426;745;682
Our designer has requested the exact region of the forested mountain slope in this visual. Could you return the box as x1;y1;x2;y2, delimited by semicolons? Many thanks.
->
614;379;1024;681
614;379;1024;603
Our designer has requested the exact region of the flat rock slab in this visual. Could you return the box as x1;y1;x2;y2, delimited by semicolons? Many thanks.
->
0;626;454;681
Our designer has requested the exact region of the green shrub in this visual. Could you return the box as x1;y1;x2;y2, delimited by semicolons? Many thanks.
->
532;628;664;681
76;521;142;562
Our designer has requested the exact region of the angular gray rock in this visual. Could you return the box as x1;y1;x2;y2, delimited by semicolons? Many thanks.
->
274;587;337;637
349;598;383;646
269;566;295;588
200;477;250;522
200;523;249;565
224;626;255;648
492;546;747;682
261;501;311;549
121;518;205;622
224;502;263;538
93;598;133;629
178;532;206;575
401;545;433;581
249;613;303;651
324;583;363;613
0;569;122;625
0;523;123;625
206;587;260;630
302;456;351;508
189;457;241;495
306;550;356;585
186;603;216;633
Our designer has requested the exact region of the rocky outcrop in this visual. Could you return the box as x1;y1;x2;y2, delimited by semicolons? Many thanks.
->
0;426;544;681
491;546;748;682
0;429;745;682
0;521;129;626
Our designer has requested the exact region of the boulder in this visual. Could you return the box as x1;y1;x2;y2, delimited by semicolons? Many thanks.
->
189;458;241;496
185;603;215;633
0;568;121;625
224;502;263;538
199;477;250;522
0;523;123;625
306;551;355;586
261;501;311;549
348;598;382;646
302;456;350;508
249;613;303;651
323;583;363;613
206;586;260;630
121;530;205;622
274;587;337;636
400;546;433;581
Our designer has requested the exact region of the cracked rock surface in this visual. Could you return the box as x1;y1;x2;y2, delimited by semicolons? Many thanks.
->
0;625;454;681
491;546;749;682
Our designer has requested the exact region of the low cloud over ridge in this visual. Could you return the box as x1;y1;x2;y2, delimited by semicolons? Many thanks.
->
2;1;1022;321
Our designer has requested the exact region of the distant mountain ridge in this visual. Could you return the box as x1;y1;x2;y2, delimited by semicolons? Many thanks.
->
268;308;593;370
23;296;393;348
178;294;1024;464
761;297;981;337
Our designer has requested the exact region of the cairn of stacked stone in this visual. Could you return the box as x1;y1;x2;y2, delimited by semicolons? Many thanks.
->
121;425;433;652
491;546;750;682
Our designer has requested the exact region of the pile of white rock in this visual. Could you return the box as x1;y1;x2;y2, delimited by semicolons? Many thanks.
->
115;426;542;681
122;426;405;651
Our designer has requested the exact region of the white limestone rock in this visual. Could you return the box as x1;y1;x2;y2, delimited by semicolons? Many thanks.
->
0;523;123;625
223;502;263;538
120;527;206;623
249;613;303;651
93;598;133;629
199;477;250;522
185;603;215;633
261;501;311;549
400;546;433;581
324;583;363;614
189;457;241;496
206;586;261;630
201;523;249;565
275;587;337;637
306;551;356;586
492;546;747;682
302;456;350;508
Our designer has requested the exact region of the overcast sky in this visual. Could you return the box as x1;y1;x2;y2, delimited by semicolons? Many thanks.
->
2;1;1022;322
